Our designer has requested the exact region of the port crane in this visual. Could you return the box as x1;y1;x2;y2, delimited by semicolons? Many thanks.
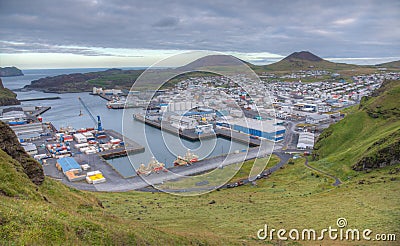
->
78;97;103;131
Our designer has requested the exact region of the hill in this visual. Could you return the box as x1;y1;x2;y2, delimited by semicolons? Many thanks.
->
0;66;23;77
312;79;400;179
22;51;391;93
0;78;20;106
376;60;400;69
0;121;211;245
263;51;360;71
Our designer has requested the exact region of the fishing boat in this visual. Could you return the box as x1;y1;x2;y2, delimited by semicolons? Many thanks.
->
147;157;166;173
184;149;199;163
173;155;188;166
136;163;151;175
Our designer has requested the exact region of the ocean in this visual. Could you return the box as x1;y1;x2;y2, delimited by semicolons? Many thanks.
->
1;68;248;177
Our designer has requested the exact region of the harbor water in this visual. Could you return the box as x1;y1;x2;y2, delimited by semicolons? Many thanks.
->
2;68;249;177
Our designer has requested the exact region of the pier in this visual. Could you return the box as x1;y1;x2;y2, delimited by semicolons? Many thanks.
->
100;129;145;159
134;114;261;146
19;96;60;102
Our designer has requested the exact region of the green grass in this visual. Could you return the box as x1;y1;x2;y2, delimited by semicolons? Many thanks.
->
98;157;400;245
311;80;400;180
158;155;279;191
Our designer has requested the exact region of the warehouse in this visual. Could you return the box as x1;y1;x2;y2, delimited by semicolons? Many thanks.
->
297;132;315;149
232;118;285;142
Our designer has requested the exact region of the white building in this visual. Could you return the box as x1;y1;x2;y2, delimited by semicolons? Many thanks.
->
297;132;315;149
170;115;198;130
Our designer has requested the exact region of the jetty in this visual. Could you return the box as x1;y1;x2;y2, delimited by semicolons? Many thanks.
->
133;114;261;147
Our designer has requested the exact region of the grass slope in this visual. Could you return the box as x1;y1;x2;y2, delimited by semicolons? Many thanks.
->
312;80;400;180
0;149;209;245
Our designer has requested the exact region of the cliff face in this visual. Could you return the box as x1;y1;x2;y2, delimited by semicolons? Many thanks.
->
0;78;20;106
0;121;44;185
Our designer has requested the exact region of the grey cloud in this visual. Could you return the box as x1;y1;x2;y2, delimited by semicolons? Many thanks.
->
0;0;399;58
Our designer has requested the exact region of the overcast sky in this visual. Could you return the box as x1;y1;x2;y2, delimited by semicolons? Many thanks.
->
0;0;399;68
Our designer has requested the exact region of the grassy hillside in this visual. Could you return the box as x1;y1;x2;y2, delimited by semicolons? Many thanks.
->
312;80;400;180
0;78;20;106
0;148;212;245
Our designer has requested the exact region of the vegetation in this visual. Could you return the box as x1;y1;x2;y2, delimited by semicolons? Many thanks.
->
0;78;20;106
312;80;400;180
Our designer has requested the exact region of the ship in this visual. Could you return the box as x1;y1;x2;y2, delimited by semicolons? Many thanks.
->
173;149;199;166
147;156;166;173
184;149;199;163
173;155;188;166
136;157;166;175
8;120;27;125
136;163;152;175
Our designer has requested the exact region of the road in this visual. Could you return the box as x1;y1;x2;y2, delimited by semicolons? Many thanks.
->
60;141;275;192
304;157;342;186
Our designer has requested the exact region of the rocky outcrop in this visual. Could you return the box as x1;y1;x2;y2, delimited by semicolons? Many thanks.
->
353;132;400;171
0;121;44;185
0;66;23;77
0;78;20;106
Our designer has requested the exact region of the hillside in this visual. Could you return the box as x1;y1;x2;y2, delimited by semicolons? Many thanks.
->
263;51;361;71
0;66;23;77
0;78;20;106
1;119;399;244
376;60;400;69
22;51;393;93
312;79;400;179
0;121;211;245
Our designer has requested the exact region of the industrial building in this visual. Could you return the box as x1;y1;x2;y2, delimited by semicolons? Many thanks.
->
231;118;286;142
297;132;315;149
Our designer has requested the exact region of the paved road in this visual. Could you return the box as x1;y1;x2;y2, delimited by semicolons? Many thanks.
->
304;157;342;186
58;141;275;192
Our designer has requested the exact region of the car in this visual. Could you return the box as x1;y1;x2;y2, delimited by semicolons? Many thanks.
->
227;184;235;188
237;180;244;186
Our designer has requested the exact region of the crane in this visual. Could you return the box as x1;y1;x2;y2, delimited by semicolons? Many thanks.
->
78;97;103;131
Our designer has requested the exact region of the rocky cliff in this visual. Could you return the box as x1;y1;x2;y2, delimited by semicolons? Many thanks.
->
0;121;44;185
0;78;20;106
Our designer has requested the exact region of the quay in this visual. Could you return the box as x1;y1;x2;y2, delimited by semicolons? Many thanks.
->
19;96;60;102
133;114;261;147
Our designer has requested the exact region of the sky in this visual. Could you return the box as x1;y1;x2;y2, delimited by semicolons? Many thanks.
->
0;0;399;69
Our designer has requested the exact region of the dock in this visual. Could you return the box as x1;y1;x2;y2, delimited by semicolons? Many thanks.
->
32;106;52;117
100;129;145;159
19;97;60;102
134;114;216;141
134;114;260;146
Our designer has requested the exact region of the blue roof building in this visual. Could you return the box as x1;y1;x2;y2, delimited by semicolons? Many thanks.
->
56;157;82;173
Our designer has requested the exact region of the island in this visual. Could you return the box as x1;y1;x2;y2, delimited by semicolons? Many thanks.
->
0;66;24;77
